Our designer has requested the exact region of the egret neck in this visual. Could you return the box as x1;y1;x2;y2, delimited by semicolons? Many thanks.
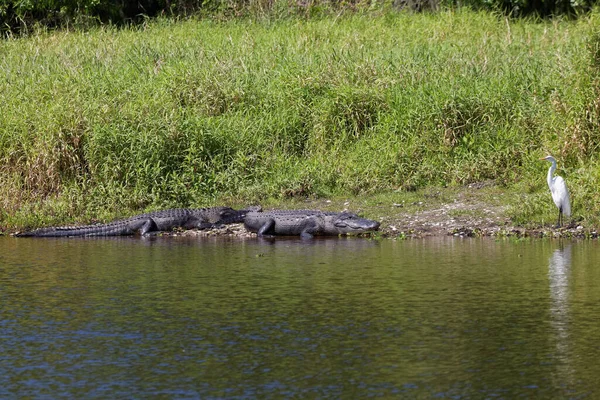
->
546;158;557;192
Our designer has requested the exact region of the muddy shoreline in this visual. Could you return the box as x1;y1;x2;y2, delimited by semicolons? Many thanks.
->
178;182;594;239
7;183;594;239
168;214;594;241
170;221;594;240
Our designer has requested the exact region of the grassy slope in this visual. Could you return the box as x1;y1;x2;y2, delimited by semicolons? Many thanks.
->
1;10;600;229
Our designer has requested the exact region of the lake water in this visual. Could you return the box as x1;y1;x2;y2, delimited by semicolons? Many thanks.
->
1;236;599;398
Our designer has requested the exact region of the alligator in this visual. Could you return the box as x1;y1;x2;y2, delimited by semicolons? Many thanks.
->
243;209;380;239
15;206;261;237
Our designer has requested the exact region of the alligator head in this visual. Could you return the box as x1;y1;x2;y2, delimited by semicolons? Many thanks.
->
213;205;263;225
327;212;380;235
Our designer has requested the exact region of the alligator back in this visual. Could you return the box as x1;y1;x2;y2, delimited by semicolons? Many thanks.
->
243;209;379;238
244;211;325;237
15;207;239;237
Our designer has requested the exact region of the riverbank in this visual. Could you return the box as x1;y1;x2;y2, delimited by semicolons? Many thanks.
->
3;11;600;228
148;181;593;240
4;180;592;238
2;11;600;231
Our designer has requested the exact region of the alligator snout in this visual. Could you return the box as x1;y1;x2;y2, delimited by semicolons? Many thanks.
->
349;219;380;231
364;220;381;231
334;214;380;232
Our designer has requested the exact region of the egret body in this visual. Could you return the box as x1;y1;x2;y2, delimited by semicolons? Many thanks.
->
540;155;571;228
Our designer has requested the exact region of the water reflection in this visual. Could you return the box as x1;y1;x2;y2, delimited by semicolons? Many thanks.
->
3;237;600;398
548;243;573;382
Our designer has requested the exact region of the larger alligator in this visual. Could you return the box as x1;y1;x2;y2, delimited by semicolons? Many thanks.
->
243;209;380;238
15;206;260;237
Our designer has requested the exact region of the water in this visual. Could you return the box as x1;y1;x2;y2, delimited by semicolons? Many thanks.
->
1;236;600;398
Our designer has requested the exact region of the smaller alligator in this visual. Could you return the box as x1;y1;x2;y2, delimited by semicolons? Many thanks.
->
243;209;380;239
15;206;261;237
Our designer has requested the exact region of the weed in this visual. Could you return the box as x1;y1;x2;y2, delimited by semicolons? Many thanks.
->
2;11;600;228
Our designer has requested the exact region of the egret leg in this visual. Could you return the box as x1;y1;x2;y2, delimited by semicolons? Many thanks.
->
561;211;563;227
556;209;562;228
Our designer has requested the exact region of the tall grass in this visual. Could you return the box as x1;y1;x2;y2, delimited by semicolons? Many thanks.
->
2;10;600;227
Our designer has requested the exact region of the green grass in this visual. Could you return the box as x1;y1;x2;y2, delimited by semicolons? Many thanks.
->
2;9;600;229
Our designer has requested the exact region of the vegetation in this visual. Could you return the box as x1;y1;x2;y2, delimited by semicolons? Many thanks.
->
2;9;600;230
0;0;597;36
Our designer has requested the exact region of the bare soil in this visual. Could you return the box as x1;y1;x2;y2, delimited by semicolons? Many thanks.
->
177;182;595;239
9;181;594;239
372;183;593;239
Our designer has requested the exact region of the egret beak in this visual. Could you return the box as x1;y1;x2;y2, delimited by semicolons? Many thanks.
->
539;157;548;161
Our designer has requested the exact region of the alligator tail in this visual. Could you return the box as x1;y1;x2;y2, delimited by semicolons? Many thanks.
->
14;222;126;237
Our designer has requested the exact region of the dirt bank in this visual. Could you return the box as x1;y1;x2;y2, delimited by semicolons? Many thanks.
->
173;182;594;240
8;182;593;239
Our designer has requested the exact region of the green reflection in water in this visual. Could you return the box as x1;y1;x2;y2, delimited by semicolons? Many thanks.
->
1;237;600;398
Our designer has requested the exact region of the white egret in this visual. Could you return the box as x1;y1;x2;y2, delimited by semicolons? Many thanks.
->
540;155;571;228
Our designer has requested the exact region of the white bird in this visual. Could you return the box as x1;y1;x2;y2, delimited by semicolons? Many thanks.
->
540;155;571;228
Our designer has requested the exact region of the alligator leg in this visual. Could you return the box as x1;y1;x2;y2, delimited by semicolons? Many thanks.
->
300;220;321;239
257;219;276;237
300;230;314;239
140;218;160;236
196;222;215;230
181;217;214;231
